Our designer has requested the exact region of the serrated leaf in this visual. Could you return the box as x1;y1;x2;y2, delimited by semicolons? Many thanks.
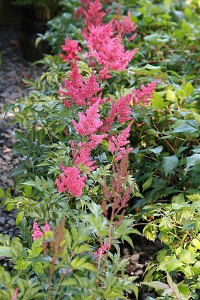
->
143;224;158;241
158;258;183;272
81;262;97;272
186;194;200;202
186;154;200;172
162;155;178;175
121;234;134;248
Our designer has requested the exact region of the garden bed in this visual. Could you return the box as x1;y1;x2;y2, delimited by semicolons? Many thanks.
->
0;1;200;299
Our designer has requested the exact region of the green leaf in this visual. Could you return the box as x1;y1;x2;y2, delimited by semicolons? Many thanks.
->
143;224;158;241
149;146;163;155
147;129;160;136
158;258;183;272
15;212;24;225
0;188;5;198
0;246;13;258
182;82;194;97
179;249;196;265
81;262;97;272
121;235;134;248
142;281;169;290
142;175;153;192
164;0;172;10
171;193;185;203
166;89;177;101
151;92;165;109
61;278;77;286
172;120;198;133
186;194;200;202
162;155;178;175
186;154;200;172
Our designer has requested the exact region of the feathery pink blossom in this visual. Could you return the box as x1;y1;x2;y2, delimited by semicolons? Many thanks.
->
70;132;107;171
84;0;106;28
59;63;102;107
86;22;138;79
132;80;158;106
94;242;109;260
108;122;133;161
56;164;86;197
112;11;137;39
72;102;103;136
32;221;50;241
59;37;81;62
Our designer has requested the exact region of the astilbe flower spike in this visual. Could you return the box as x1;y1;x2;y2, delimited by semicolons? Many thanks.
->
132;79;159;106
83;0;106;29
71;103;107;170
56;164;86;197
108;121;133;162
59;37;81;63
72;102;103;136
32;221;51;241
58;63;103;107
86;22;138;79
71;132;107;171
94;242;109;260
102;150;134;223
112;10;137;40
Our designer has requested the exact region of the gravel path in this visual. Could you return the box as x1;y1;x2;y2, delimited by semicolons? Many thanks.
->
0;25;43;239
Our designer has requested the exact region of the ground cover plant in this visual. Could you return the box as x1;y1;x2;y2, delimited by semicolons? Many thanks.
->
1;0;200;299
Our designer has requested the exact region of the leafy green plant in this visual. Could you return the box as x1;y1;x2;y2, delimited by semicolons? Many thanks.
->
1;0;200;299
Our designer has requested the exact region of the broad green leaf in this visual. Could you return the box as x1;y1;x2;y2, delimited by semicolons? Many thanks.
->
158;258;183;272
182;82;194;97
142;175;153;192
151;92;165;109
186;154;200;172
159;217;173;232
166;89;177;101
172;120;198;133
172;193;185;203
186;194;200;202
179;249;196;265
162;155;178;175
0;246;13;258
